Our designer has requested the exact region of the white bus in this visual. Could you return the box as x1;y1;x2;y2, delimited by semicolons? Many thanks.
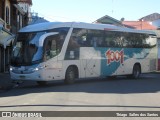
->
10;22;158;85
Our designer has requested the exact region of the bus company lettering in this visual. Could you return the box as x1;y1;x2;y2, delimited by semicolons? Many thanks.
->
106;49;124;65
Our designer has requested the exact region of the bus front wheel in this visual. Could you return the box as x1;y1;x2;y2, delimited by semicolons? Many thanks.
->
65;67;76;84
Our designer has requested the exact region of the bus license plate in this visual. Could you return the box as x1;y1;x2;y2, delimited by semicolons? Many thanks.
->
19;76;25;79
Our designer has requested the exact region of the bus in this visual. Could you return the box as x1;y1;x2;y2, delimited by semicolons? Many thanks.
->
10;22;158;85
158;40;160;70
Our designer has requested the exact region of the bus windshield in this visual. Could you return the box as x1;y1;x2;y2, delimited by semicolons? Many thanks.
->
11;28;69;66
11;32;45;66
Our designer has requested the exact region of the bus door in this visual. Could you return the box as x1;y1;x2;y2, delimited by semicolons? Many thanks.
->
43;33;64;79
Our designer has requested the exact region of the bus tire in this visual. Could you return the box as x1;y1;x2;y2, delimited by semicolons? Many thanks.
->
65;66;76;84
37;81;47;86
131;64;141;79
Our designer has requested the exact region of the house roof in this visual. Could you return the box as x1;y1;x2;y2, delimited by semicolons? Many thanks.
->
122;21;157;30
94;15;123;26
139;13;160;21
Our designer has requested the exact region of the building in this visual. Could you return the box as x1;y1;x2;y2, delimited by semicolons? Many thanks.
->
93;15;124;27
122;13;160;30
29;12;49;25
122;13;160;70
122;21;157;30
0;0;32;73
11;0;32;34
139;13;160;22
17;0;32;26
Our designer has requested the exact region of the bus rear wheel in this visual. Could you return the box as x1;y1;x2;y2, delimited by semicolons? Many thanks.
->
65;67;76;84
131;64;141;79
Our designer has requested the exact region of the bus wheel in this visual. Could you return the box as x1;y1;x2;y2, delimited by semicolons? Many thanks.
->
132;64;141;79
65;67;76;84
37;81;47;86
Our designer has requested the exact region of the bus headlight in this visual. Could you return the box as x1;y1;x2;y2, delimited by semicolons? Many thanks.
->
34;67;39;71
33;66;45;72
10;67;13;71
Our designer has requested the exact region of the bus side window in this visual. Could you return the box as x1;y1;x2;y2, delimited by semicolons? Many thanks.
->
68;36;80;50
80;35;87;46
87;29;104;47
105;31;116;47
72;28;88;47
65;29;82;60
91;37;98;47
43;35;60;61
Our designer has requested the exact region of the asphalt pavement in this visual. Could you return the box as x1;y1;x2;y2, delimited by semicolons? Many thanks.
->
0;73;13;92
0;71;160;92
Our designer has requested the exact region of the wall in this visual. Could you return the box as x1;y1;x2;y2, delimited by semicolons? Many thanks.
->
18;2;32;24
0;0;5;25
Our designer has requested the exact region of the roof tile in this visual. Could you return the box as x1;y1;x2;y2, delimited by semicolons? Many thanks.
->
122;21;157;30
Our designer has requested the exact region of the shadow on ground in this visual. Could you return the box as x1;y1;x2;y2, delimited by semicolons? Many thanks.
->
0;73;160;98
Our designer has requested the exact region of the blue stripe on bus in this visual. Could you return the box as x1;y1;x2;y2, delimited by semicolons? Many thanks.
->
95;48;150;76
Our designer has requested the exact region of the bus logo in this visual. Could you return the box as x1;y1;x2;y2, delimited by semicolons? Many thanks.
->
105;49;124;65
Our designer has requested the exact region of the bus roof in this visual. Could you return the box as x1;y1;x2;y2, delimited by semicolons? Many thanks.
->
19;22;156;35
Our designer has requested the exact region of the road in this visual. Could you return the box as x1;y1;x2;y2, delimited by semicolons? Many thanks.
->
0;73;160;119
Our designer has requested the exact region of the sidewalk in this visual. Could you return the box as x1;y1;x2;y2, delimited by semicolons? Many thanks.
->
0;73;14;92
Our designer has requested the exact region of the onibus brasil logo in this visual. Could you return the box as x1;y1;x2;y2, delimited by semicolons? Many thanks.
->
105;49;124;65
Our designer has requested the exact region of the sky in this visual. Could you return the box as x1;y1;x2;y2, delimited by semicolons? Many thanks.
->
31;0;160;23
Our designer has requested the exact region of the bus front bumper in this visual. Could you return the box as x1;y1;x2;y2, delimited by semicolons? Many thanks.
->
10;71;46;81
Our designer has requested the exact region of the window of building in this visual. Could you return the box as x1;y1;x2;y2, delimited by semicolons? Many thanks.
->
5;6;10;24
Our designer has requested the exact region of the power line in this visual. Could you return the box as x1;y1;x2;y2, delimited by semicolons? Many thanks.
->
112;0;114;14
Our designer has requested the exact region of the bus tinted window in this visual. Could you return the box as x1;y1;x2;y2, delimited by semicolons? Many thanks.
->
43;35;61;61
87;29;104;47
65;29;83;60
70;29;156;49
104;31;156;48
73;29;88;47
104;31;127;47
124;33;156;48
69;28;104;47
